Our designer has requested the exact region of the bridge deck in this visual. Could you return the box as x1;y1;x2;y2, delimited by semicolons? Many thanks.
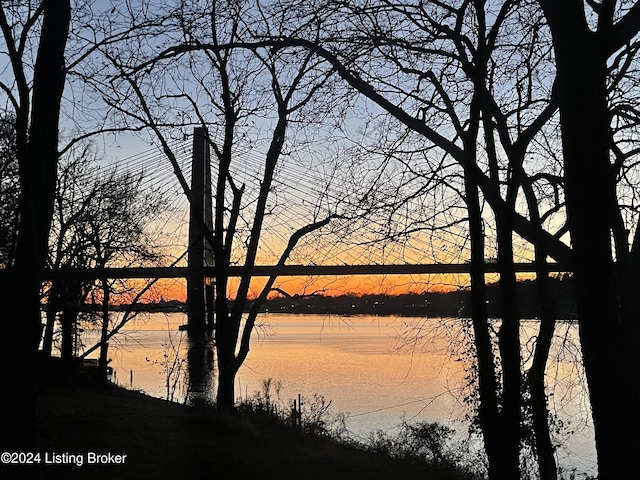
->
35;263;569;280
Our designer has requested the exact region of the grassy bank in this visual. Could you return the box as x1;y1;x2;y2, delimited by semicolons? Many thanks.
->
31;382;473;480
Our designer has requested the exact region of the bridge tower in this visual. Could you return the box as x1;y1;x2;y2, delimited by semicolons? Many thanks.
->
186;127;214;332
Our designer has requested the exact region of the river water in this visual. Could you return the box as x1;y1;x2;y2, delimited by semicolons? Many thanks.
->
84;312;596;477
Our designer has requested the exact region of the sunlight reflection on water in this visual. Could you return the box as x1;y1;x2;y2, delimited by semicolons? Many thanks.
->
81;312;596;477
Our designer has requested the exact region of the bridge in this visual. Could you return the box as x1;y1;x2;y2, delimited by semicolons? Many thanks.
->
45;262;568;280
18;128;567;332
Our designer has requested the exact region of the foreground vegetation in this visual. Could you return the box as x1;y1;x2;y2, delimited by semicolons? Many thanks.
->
32;381;478;480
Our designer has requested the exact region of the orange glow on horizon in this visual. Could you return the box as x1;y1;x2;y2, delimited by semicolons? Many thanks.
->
111;273;468;305
150;271;540;302
149;273;466;304
91;270;543;305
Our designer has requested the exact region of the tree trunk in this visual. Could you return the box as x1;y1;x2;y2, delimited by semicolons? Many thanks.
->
523;178;558;480
527;263;557;480
540;6;640;477
216;358;238;411
464;173;508;479
561;65;640;480
495;214;522;479
466;63;520;475
486;113;522;479
0;0;71;452
214;276;238;411
43;292;59;360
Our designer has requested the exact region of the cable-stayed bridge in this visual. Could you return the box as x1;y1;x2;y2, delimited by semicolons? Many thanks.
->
43;128;568;330
94;129;546;267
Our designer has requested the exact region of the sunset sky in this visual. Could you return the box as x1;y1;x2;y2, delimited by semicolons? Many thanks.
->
103;137;535;304
139;270;506;304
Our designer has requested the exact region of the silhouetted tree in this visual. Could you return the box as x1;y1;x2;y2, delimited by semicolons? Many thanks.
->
278;2;640;477
43;146;167;379
535;2;640;478
0;0;71;451
93;0;351;411
256;1;569;476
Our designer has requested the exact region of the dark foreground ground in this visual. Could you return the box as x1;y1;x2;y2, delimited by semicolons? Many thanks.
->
27;382;470;480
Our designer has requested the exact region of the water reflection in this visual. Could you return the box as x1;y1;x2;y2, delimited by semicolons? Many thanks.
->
97;313;596;476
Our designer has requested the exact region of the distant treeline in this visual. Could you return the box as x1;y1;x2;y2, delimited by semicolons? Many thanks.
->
93;275;578;319
84;298;186;313
253;275;578;319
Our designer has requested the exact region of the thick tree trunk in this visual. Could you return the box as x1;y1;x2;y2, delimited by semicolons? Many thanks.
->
214;275;238;411
561;69;640;480
0;0;71;453
216;358;237;411
541;7;640;477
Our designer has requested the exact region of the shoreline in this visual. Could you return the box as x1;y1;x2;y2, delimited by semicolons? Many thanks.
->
32;381;472;480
